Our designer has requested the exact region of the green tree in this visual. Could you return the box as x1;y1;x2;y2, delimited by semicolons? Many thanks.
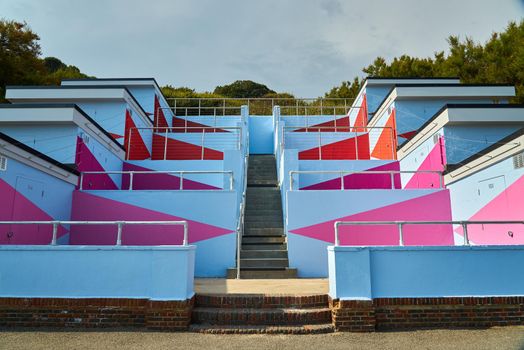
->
214;80;275;98
0;20;45;100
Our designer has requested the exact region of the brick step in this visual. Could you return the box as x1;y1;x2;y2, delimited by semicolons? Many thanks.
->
192;307;331;325
240;258;288;268
195;294;329;308
242;236;285;244
240;250;288;259
226;267;297;278
189;323;334;334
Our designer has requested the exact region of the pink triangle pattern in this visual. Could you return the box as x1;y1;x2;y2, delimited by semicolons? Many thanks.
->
0;179;68;244
290;190;454;246
300;162;401;190
70;191;232;245
454;175;524;245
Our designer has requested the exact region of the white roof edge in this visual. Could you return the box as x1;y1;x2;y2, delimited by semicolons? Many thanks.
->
0;139;78;185
445;132;524;185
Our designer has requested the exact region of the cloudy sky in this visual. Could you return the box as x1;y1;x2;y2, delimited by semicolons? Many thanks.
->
1;0;523;96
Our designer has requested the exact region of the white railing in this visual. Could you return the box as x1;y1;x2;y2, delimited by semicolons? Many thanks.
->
165;97;355;116
157;106;243;118
0;220;188;246
333;220;524;246
79;170;234;190
289;170;444;190
281;126;396;160
127;126;242;160
236;116;249;279
278;105;361;117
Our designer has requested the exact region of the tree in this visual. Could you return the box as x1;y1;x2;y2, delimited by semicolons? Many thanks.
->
0;20;46;100
214;80;275;98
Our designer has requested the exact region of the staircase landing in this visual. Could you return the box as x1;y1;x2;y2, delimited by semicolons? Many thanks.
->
195;278;328;295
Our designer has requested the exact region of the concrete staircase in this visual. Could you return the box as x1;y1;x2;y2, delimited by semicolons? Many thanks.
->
227;155;297;278
190;294;334;334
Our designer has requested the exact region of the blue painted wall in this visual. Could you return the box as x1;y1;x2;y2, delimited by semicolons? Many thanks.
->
0;245;195;300
249;116;274;154
329;245;524;299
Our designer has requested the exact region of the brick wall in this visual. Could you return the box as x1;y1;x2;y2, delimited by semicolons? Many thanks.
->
0;297;194;331
330;297;524;332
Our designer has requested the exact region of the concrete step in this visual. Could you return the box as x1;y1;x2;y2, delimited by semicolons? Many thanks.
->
244;215;283;223
189;323;334;334
243;228;284;236
241;243;286;250
240;250;288;259
244;209;283;216
240;258;289;268
247;180;278;186
245;222;284;229
226;267;298;279
242;236;285;244
192;306;330;325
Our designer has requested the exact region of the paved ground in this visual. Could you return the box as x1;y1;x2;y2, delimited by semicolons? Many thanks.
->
1;327;524;350
194;278;329;294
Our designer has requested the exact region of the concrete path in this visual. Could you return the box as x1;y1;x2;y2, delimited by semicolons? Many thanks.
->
194;278;328;294
1;326;523;350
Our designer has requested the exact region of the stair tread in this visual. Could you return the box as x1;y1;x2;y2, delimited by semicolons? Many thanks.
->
189;323;334;334
193;306;330;313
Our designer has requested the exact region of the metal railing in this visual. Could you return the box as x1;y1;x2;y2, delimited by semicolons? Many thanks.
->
289;170;443;190
235;115;249;279
165;97;355;116
333;220;524;246
157;106;244;117
127;126;242;160
0;220;188;246
281;126;396;160
79;170;234;191
278;105;360;117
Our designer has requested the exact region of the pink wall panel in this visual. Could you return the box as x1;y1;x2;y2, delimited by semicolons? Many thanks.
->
70;191;231;245
290;190;454;246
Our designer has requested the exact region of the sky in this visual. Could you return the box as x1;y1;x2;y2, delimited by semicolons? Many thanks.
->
1;0;523;96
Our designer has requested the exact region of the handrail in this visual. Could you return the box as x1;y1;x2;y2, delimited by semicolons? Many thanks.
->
281;125;396;160
289;170;443;190
157;106;243;118
333;220;524;246
128;126;242;160
236;106;249;279
79;170;234;191
0;220;188;246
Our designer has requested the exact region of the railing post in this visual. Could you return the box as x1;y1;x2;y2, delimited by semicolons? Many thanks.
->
229;172;234;191
51;221;58;245
390;172;395;189
334;222;340;246
201;129;206;160
462;222;470;246
340;171;344;190
116;222;123;246
355;131;359;160
320;99;323;115
398;223;404;246
164;129;168;160
198;99;201;116
126;128;132;160
183;222;188;246
289;172;294;191
179;172;184;190
439;172;443;188
129;172;134;190
318;132;322;160
79;173;84;190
